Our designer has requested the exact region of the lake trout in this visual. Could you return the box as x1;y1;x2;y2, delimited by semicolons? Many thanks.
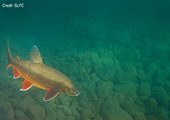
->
7;41;80;101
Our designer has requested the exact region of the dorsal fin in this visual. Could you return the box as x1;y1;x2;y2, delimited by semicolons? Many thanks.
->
16;55;20;60
29;45;43;63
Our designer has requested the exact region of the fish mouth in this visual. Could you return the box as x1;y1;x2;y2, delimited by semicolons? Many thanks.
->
72;91;80;96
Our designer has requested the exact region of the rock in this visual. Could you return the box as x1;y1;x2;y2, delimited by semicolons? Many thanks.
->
121;62;136;72
15;109;30;120
27;105;46;120
96;86;109;99
91;52;99;60
147;107;169;120
88;93;98;102
80;108;93;119
62;107;72;116
56;109;66;120
100;100;133;120
146;115;157;120
72;109;80;120
8;98;17;108
45;109;56;120
164;80;170;91
12;91;21;102
80;97;92;109
138;83;151;96
153;79;164;87
154;69;168;81
2;107;14;120
79;66;86;74
113;81;137;96
114;92;125;104
93;66;101;74
123;70;138;81
152;91;169;108
114;72;124;84
117;49;133;62
133;111;146;120
93;98;104;115
65;116;76;120
151;44;168;61
1;101;12;112
138;95;149;102
92;115;103;120
83;59;91;68
145;98;157;107
122;100;135;116
98;66;116;81
86;82;96;93
152;86;167;94
17;96;35;112
101;57;114;66
133;50;142;62
147;62;158;72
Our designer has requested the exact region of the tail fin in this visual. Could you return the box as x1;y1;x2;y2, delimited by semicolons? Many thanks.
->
7;39;12;69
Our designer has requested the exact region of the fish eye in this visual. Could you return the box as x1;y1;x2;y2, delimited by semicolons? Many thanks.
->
72;88;75;92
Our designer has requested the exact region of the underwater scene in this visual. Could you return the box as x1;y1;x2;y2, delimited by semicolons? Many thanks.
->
1;0;170;120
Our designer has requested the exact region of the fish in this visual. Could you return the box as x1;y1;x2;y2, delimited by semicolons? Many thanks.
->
7;41;80;101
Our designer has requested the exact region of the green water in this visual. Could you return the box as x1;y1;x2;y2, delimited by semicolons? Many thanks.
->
0;0;170;120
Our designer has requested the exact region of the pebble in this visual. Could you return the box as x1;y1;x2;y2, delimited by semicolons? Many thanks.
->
93;98;104;115
145;98;157;107
147;107;169;120
133;111;146;120
8;98;17;108
17;96;35;112
83;59;91;68
80;108;93;119
98;66;116;81
138;83;151;96
164;80;170;91
88;93;98;102
100;100;133;120
113;81;137;96
56;109;66;120
122;100;135;116
86;82;96;93
154;69;168;81
72;109;80;120
133;50;142;62
92;115;103;120
153;78;164;87
65;116;76;120
96;86;109;99
91;51;99;60
121;62;136;72
27;105;46;120
114;92;125;104
101;57;114;66
80;97;92;109
62;106;73;116
2;107;14;120
15;109;30;120
45;109;56;120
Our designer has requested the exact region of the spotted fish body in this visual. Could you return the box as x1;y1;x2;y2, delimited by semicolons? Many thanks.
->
7;42;79;101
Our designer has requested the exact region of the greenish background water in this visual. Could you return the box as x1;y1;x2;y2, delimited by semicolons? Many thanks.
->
0;0;170;120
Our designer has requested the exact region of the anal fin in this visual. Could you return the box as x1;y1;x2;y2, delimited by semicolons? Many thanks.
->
13;67;21;79
43;87;59;101
20;80;33;91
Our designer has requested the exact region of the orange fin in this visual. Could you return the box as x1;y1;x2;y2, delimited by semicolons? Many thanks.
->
43;87;59;101
13;68;21;79
20;80;33;91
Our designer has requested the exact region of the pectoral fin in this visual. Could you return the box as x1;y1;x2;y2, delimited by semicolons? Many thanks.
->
43;87;60;101
20;80;33;91
13;67;21;79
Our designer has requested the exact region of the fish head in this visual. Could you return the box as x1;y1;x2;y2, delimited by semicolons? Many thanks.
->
61;81;80;96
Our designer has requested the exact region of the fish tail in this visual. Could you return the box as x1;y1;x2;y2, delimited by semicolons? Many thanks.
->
7;39;12;69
